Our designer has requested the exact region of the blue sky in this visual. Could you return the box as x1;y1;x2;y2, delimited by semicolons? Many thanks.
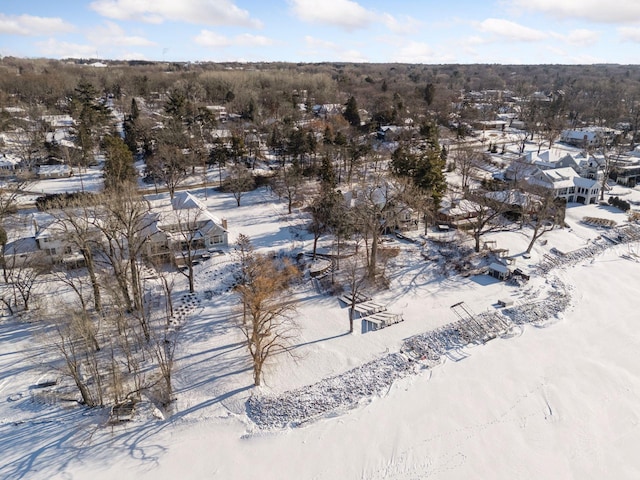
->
1;0;640;63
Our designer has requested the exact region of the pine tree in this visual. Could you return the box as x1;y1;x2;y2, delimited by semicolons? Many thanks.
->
103;135;137;192
390;123;446;208
343;96;361;127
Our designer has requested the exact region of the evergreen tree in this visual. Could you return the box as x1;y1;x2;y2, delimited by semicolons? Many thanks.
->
343;96;361;127
123;98;141;155
319;155;337;190
424;83;436;106
390;123;446;208
71;80;109;168
103;135;137;192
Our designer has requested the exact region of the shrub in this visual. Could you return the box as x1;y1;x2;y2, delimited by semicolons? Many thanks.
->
35;192;97;211
608;196;630;212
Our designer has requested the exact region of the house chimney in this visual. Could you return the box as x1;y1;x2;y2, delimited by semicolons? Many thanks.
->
222;218;228;230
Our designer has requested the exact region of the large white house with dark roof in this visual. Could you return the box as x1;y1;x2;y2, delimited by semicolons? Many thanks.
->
527;167;600;204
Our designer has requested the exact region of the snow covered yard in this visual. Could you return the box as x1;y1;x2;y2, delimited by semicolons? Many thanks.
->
2;183;640;479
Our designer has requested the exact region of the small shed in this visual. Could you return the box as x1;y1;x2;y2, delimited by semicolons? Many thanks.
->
488;262;509;281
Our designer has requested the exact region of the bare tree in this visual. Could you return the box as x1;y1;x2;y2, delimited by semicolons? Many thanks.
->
149;324;177;406
0;241;48;314
351;179;402;280
95;187;154;339
271;164;305;214
523;189;565;254
48;309;105;406
452;143;483;192
234;235;300;386
13;104;48;172
222;164;255;207
342;250;367;334
171;200;205;293
597;145;613;201
47;197;104;312
146;143;190;199
0;175;33;223
462;190;511;252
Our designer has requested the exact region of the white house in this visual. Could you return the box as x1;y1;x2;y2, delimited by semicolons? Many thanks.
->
560;127;620;148
527;167;600;204
523;149;582;171
37;164;72;179
21;191;229;269
144;191;228;264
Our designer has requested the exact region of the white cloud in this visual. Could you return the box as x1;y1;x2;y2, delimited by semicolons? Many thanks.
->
559;29;600;47
194;30;275;48
0;14;74;36
235;34;274;47
543;45;602;63
477;18;546;42
87;21;156;47
506;0;640;23
304;36;339;50
90;0;262;28
382;13;422;35
619;26;640;43
289;0;375;30
390;40;456;63
336;49;368;62
300;36;367;61
290;0;422;35
393;41;433;63
465;35;487;46
35;38;98;59
194;31;231;48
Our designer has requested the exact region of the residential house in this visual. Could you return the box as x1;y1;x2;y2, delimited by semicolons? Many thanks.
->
344;186;419;233
523;149;581;171
31;215;89;267
612;154;640;187
437;198;481;227
0;153;20;173
206;105;228;122
312;104;343;118
6;192;229;271
527;167;600;204
560;127;620;148
144;191;228;265
2;237;42;268
37;164;72;179
485;189;543;218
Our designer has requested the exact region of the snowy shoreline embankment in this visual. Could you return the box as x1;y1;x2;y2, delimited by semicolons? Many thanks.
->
247;285;570;430
246;223;640;430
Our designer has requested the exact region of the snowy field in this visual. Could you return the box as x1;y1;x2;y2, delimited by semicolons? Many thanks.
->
2;176;640;479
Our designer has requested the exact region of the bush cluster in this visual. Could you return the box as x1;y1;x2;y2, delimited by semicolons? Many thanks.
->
608;196;630;212
35;191;97;211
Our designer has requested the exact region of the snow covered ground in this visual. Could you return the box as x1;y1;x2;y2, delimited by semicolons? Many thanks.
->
2;178;640;479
